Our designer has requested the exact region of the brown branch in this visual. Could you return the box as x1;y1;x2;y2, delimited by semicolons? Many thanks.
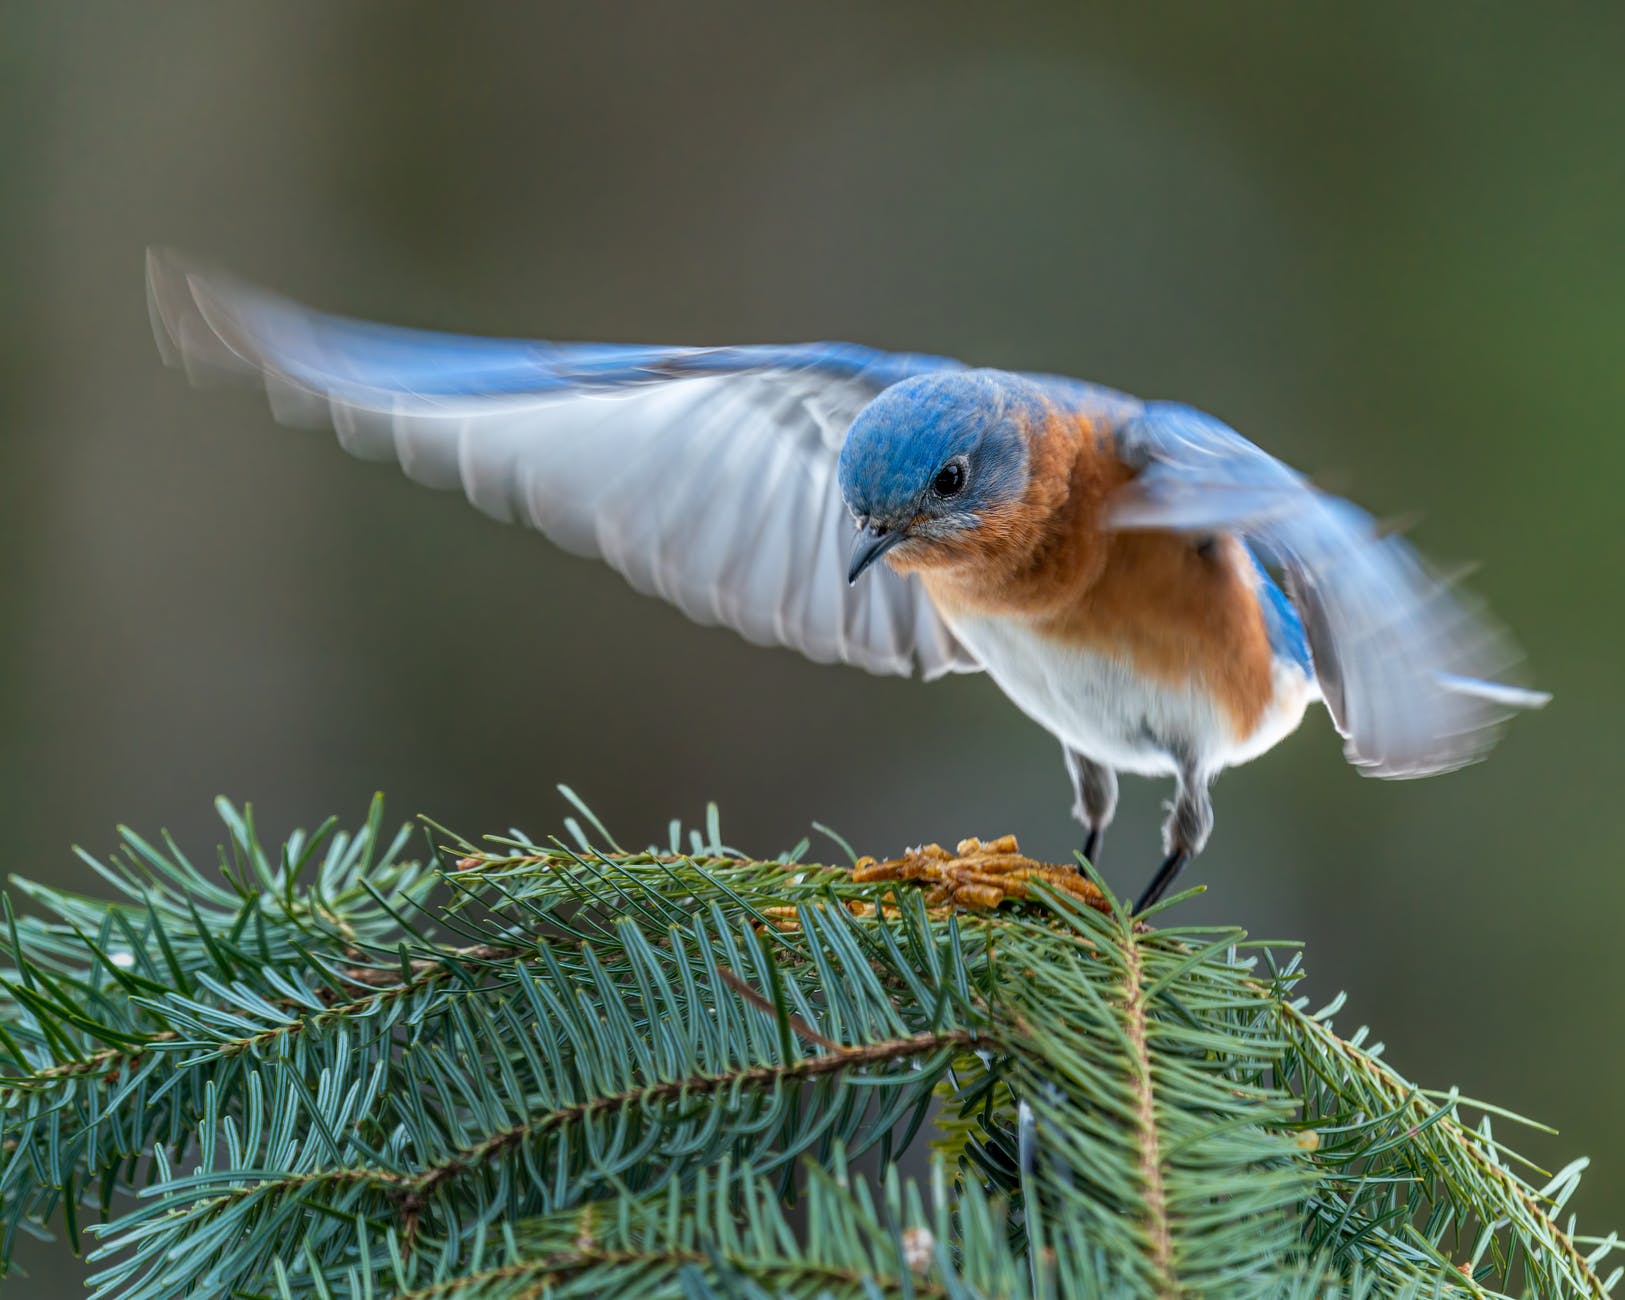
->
452;850;808;874
710;964;841;1050
395;1247;948;1300
399;1027;974;1208
146;1026;975;1256
0;1034;177;1094
0;941;524;1098
1120;929;1176;1298
332;942;523;989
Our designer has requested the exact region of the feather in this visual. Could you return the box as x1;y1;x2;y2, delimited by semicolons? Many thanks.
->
147;249;981;681
1111;402;1546;777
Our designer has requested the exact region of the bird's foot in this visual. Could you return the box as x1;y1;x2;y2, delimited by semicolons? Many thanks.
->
1080;827;1101;868
1132;850;1191;915
851;834;1112;914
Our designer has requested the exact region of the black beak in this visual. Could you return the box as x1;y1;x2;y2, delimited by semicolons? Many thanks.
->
847;521;907;585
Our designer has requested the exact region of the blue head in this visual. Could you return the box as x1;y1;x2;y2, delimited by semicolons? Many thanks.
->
838;370;1041;582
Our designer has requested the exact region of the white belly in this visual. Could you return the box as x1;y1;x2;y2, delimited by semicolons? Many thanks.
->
944;609;1317;777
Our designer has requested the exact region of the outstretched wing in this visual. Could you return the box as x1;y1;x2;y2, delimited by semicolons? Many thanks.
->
1112;401;1548;777
147;249;979;679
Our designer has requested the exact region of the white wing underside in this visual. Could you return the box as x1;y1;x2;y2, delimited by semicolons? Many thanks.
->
148;252;977;680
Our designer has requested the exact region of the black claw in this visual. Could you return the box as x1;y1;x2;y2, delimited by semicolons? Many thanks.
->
1133;851;1190;915
1079;827;1101;868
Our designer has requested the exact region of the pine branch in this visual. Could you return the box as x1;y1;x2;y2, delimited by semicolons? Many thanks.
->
0;798;1614;1299
1281;992;1613;1296
1120;918;1176;1296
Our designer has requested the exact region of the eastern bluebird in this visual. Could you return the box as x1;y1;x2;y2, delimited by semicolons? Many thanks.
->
146;250;1548;912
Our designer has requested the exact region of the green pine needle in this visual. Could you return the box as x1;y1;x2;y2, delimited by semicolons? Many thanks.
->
0;797;1611;1299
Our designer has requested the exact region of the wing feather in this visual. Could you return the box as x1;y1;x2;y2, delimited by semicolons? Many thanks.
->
148;249;979;680
1113;402;1548;777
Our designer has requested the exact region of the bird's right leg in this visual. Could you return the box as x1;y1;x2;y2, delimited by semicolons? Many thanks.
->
1063;748;1118;867
1133;761;1215;914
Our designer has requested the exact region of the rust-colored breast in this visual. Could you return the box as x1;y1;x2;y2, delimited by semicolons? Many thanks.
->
1054;531;1279;739
922;408;1279;740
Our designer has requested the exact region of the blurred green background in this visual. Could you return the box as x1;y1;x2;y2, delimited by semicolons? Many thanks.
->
2;2;1620;1290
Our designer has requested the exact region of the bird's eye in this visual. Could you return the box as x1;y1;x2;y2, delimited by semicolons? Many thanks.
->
932;459;967;498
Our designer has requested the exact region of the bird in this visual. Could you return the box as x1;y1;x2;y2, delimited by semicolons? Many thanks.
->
145;248;1549;913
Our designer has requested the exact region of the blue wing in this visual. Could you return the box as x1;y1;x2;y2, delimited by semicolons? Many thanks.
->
1112;401;1547;778
147;249;978;679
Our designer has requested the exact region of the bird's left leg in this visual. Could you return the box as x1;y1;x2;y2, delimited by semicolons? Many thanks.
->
1133;761;1214;914
1062;747;1118;867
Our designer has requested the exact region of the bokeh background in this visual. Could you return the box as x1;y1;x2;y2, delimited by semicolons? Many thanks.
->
3;3;1621;1291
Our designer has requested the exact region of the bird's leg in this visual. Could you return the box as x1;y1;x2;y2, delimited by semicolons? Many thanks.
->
1133;762;1214;914
1133;851;1190;915
1081;827;1103;865
1063;748;1117;869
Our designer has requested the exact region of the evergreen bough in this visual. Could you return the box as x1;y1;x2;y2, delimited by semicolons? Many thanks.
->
0;794;1615;1298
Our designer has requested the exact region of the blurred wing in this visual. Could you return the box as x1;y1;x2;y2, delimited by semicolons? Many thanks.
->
148;249;979;679
1112;402;1548;777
